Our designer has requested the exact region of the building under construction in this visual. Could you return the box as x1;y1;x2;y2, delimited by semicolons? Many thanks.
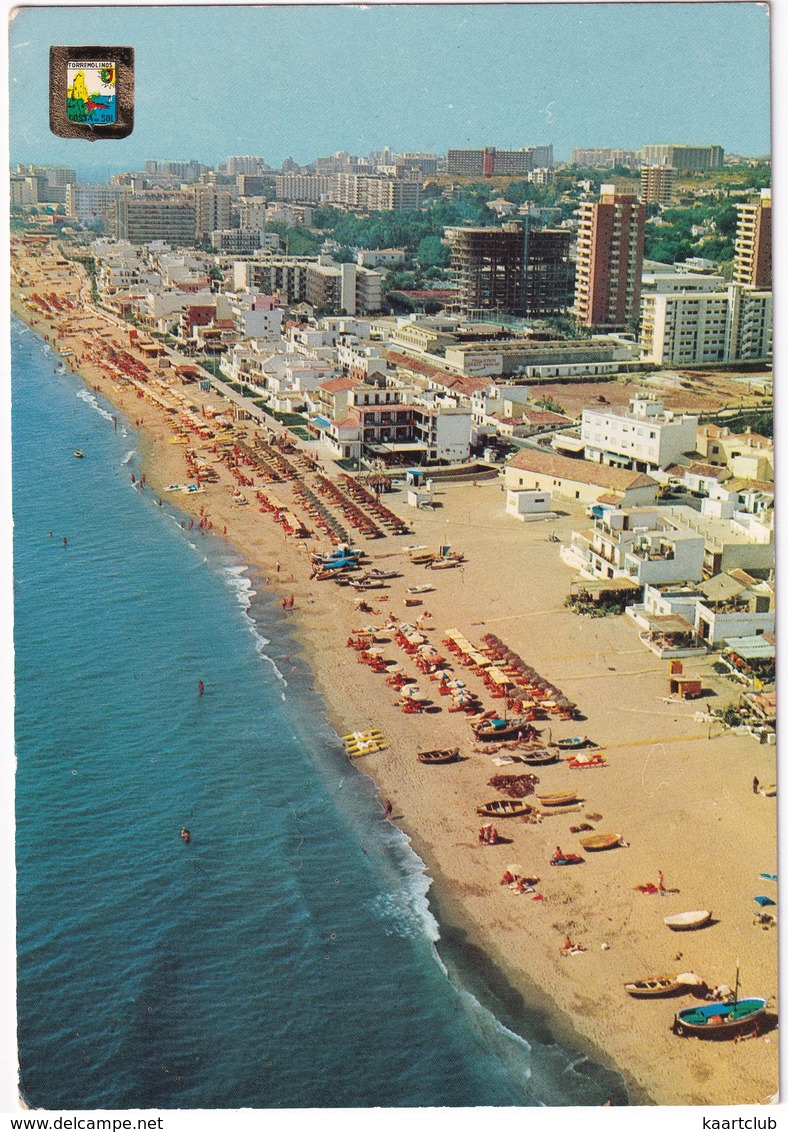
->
445;223;526;317
523;227;574;318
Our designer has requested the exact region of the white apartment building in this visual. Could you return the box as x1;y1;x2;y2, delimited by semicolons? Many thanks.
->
356;248;407;268
725;284;772;362
641;271;726;294
562;508;706;586
640;290;730;365
65;183;124;222
210;229;281;253
582;396;698;471
233;256;312;305
227;293;283;341
238;198;268;228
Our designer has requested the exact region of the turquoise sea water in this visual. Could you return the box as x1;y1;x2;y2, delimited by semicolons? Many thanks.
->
12;318;629;1109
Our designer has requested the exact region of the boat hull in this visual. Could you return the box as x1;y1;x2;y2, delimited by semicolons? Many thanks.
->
625;977;683;999
672;998;767;1038
664;911;712;931
580;833;622;851
418;748;459;764
476;800;533;818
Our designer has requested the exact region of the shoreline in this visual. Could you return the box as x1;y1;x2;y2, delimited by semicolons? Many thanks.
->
9;246;778;1107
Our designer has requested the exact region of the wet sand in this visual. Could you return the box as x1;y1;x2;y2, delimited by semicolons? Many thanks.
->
10;243;778;1107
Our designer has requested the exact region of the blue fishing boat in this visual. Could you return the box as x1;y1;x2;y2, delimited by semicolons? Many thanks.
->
555;736;589;750
672;997;767;1038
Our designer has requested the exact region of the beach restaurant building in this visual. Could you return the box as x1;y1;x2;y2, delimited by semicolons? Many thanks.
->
504;448;659;507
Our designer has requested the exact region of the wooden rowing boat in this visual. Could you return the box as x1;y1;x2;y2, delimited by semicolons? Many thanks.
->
673;998;767;1038
417;747;460;765
536;790;578;807
473;715;535;742
624;975;683;998
555;736;589;750
520;748;561;766
579;833;622;851
475;799;534;818
664;910;712;931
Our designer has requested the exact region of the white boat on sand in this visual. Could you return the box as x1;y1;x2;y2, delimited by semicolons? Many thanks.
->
664;910;712;931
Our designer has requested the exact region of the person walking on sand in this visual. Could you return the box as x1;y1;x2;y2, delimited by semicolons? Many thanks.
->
658;869;666;893
384;800;393;819
753;776;760;794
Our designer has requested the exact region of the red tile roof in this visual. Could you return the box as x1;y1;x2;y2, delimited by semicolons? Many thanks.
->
687;463;731;479
507;449;658;491
319;377;365;393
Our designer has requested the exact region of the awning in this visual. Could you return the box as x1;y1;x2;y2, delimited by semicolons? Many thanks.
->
643;614;696;635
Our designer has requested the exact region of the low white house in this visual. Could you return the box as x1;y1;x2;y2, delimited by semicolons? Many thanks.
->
505;489;555;522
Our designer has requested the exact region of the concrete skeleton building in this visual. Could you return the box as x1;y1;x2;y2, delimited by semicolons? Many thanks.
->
444;223;526;317
523;227;575;317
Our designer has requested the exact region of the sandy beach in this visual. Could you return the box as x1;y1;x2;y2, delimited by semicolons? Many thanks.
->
11;241;778;1107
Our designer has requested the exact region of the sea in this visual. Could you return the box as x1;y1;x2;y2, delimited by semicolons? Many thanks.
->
12;317;630;1110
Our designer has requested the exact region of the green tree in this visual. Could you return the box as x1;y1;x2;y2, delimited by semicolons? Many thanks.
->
415;235;450;268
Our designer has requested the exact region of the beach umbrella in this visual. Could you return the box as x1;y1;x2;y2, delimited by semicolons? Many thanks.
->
402;685;426;701
754;895;776;907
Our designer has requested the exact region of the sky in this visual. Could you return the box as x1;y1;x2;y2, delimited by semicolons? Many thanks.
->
8;2;772;175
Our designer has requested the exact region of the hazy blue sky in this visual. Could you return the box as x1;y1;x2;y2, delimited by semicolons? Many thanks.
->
9;3;771;174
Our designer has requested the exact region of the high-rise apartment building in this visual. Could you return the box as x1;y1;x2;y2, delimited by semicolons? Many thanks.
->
446;146;553;176
305;260;383;315
65;183;125;223
725;284;772;361
573;185;646;331
111;195;198;245
640;144;724;171
733;188;771;289
523;228;574;317
275;174;334;203
195;186;232;238
236;174;272;197
275;173;420;211
571;148;640;168
445;223;526;316
225;155;267;176
640;290;730;365
640;165;676;206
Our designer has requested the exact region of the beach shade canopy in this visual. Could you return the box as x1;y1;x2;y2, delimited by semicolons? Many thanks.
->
418;644;439;657
402;685;426;701
487;666;513;686
754;895;776;907
675;972;706;986
507;863;524;875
